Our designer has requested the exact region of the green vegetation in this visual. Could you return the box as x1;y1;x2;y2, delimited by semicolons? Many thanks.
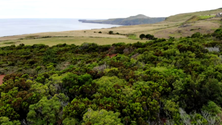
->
185;15;215;23
3;41;15;44
109;31;114;34
128;34;139;40
198;15;215;20
139;33;157;40
1;18;222;124
165;8;222;22
139;34;145;40
82;108;123;125
145;34;156;40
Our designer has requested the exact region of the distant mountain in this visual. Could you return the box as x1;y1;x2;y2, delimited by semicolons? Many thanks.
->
79;14;166;25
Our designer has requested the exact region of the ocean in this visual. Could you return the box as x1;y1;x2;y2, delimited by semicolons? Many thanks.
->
0;18;121;37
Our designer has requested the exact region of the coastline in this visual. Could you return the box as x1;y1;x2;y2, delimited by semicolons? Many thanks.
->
0;18;122;39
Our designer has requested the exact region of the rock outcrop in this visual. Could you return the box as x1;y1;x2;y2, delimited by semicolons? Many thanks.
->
216;12;222;17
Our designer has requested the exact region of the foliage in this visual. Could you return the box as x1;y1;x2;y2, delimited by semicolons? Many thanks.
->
139;34;145;40
198;15;215;20
62;117;78;125
202;101;222;116
191;32;202;38
0;117;21;125
128;34;139;40
27;93;68;125
1;29;222;124
212;28;222;40
145;34;155;40
109;31;114;34
82;108;123;125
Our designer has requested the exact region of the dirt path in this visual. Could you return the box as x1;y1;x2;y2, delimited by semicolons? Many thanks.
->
0;75;5;85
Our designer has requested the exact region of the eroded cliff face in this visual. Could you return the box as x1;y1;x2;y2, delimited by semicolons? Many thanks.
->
216;12;222;17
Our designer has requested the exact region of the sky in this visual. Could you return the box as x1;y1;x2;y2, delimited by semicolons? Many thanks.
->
0;0;221;19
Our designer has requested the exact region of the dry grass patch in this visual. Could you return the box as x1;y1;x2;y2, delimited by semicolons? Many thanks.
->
33;30;127;38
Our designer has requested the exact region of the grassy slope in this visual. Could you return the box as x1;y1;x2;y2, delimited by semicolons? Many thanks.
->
107;8;222;38
165;8;222;22
0;8;221;47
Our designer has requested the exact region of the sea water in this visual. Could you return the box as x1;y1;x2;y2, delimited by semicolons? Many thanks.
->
0;18;121;37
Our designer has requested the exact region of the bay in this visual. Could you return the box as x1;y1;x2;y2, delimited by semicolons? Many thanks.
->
0;18;121;37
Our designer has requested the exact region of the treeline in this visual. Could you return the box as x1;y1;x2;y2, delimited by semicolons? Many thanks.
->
0;28;222;124
139;34;156;40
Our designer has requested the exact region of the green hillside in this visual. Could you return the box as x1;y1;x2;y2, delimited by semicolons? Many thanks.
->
165;8;222;22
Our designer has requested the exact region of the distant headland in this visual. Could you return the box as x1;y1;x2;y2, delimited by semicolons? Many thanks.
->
79;14;166;25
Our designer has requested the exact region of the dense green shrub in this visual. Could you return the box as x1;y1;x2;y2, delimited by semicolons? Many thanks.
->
109;31;114;34
212;28;222;40
191;32;202;38
1;30;222;124
145;34;155;40
139;34;145;40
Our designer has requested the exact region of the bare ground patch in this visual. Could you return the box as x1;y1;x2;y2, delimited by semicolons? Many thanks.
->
0;75;5;85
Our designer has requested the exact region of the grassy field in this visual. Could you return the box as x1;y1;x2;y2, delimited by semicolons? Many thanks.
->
0;36;145;47
0;8;221;47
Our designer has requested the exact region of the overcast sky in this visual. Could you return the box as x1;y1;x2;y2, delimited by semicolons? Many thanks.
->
0;0;221;19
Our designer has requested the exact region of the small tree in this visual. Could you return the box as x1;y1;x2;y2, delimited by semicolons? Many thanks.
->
139;34;146;40
145;34;155;40
109;31;114;34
